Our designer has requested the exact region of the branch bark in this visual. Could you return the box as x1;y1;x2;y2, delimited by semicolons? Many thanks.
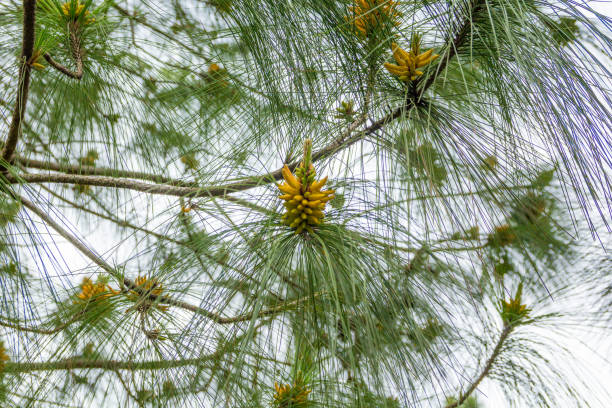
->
1;0;36;168
4;354;220;373
15;156;199;186
43;52;83;80
445;324;513;408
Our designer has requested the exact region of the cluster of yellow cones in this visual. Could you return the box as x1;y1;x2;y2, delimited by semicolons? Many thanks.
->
347;0;400;38
277;140;334;234
273;381;312;407
62;1;95;24
127;276;169;312
278;163;334;234
73;276;168;313
384;35;439;81
74;277;119;303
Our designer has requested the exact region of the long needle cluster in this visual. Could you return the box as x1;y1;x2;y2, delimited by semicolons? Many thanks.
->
384;34;439;81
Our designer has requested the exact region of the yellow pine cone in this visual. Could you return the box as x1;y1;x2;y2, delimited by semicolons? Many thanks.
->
28;49;45;70
0;340;9;372
277;164;334;233
74;277;118;303
273;381;312;407
62;1;95;24
346;0;401;38
384;38;439;82
127;276;169;312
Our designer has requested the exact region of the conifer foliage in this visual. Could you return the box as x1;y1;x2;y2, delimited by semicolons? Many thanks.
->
0;0;611;407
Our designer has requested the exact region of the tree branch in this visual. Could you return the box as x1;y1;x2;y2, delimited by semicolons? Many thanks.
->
8;191;324;326
16;156;199;186
0;310;86;335
13;0;479;197
4;354;220;373
420;0;487;100
43;52;83;80
1;0;36;168
445;324;513;408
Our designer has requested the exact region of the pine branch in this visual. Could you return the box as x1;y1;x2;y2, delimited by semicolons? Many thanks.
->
14;0;482;199
8;191;323;325
16;156;199;186
0;310;86;335
43;52;83;80
445;324;513;408
1;0;36;169
420;0;486;98
4;354;223;373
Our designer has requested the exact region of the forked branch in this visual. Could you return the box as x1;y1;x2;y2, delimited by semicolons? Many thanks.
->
44;20;85;80
1;0;36;168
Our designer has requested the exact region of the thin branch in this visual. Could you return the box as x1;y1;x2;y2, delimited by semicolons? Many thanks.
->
43;52;83;80
8;117;379;198
16;157;198;186
4;354;220;373
0;310;86;335
1;0;36;167
211;291;326;324
420;0;486;97
445;324;513;408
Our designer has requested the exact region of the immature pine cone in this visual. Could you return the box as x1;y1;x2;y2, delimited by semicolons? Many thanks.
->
277;163;334;234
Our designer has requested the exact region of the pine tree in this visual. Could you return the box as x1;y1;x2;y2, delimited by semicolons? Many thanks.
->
0;0;611;407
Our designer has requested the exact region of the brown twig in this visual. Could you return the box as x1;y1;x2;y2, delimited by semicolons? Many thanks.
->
0;310;86;335
16;156;200;187
44;20;86;80
1;0;36;168
445;325;513;408
43;52;83;80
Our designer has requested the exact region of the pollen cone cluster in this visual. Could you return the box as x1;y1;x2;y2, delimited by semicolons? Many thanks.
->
62;1;95;24
347;0;400;38
384;35;439;81
28;49;45;70
128;276;169;312
273;381;312;408
0;340;9;372
74;277;118;303
278;164;334;234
